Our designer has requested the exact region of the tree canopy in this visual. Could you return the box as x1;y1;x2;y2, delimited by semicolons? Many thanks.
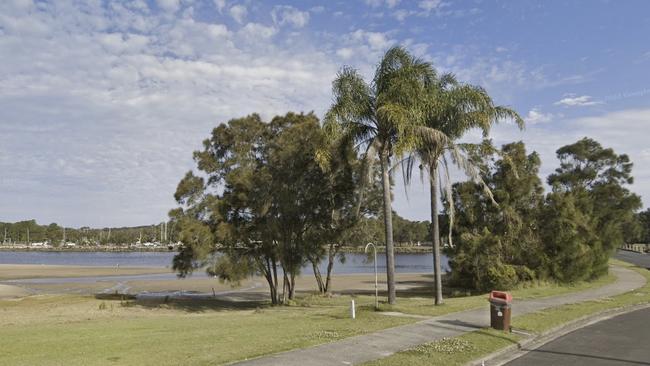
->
170;112;365;304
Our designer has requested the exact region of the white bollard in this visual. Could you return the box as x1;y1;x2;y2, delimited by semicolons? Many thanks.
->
351;299;356;319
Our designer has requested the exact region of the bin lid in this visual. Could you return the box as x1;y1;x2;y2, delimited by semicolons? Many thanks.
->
488;290;512;303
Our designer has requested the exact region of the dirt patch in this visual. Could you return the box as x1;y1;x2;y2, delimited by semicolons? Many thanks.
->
0;284;30;298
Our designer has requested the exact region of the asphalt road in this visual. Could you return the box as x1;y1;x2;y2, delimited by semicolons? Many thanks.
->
616;250;650;269
506;307;650;366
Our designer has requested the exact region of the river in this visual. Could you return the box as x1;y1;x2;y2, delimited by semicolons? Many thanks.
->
0;251;450;274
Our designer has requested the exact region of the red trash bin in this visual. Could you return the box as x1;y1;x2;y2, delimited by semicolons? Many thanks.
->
488;291;512;331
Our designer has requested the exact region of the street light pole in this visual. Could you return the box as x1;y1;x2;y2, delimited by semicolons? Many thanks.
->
365;242;378;310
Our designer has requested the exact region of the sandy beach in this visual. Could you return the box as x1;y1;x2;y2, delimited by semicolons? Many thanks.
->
0;264;170;281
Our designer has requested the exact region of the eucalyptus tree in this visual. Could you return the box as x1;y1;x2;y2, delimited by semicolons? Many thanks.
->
324;46;437;304
171;112;360;304
405;73;524;305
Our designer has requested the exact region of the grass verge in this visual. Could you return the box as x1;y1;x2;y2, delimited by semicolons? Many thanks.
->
0;266;622;365
362;261;649;366
369;271;616;318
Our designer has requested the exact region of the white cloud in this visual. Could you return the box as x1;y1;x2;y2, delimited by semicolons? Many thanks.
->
156;0;180;13
554;94;602;107
271;5;310;28
419;0;442;11
238;22;277;40
213;0;226;13
525;108;554;124
336;47;354;60
229;4;247;24
350;30;391;51
393;9;414;21
0;0;339;227
366;0;400;8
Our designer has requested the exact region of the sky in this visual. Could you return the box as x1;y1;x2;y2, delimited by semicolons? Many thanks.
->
1;0;649;228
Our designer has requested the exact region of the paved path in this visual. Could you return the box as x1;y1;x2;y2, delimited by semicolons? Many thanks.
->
505;306;650;365
232;265;646;366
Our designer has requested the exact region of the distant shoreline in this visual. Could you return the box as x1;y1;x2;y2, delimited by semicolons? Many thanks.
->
0;245;434;254
0;246;174;253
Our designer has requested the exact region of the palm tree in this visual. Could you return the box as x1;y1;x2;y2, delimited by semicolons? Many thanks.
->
324;46;439;304
406;72;524;305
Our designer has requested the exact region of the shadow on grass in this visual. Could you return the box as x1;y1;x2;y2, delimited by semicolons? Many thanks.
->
94;292;270;312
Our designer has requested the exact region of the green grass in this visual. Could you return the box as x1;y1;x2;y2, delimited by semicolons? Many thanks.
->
370;272;616;318
0;267;623;365
361;261;649;366
365;330;522;366
0;295;413;366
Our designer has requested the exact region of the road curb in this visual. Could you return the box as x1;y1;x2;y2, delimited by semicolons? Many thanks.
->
468;302;650;366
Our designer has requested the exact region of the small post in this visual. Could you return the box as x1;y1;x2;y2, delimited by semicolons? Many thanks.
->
365;242;378;310
350;299;356;319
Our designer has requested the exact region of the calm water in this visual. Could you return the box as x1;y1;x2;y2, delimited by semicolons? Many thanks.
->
0;251;450;274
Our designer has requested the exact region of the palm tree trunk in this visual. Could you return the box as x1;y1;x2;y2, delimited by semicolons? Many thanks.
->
430;163;443;305
380;150;397;305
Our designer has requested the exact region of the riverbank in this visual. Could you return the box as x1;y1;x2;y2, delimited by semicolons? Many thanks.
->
0;264;170;281
0;263;436;298
339;246;432;254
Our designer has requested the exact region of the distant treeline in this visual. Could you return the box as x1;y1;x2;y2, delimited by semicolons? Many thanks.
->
0;220;177;246
0;213;432;247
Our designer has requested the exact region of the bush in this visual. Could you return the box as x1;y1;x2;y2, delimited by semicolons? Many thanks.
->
485;263;518;291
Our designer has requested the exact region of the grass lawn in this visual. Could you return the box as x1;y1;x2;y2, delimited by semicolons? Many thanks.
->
0;295;413;366
0;266;622;365
362;260;650;366
371;271;616;317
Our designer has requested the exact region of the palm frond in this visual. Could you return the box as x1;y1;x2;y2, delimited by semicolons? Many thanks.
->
447;145;497;206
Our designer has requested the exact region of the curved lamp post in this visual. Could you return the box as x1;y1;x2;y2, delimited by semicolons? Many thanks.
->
364;242;378;310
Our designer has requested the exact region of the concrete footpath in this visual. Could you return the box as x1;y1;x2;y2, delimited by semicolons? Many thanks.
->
232;265;646;366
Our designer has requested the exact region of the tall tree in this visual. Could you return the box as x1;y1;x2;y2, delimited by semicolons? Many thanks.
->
546;137;641;278
448;141;544;291
324;46;436;304
405;73;524;304
171;112;359;304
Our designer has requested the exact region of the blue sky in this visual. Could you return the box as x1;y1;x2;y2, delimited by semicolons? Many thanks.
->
1;0;649;228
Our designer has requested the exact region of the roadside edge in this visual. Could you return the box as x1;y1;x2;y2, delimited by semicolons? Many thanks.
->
468;302;650;366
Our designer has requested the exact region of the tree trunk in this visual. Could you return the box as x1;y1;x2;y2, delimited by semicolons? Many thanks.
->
324;243;337;293
282;271;289;304
430;163;444;305
311;259;325;293
272;257;279;303
264;257;279;305
380;150;397;305
289;273;296;300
